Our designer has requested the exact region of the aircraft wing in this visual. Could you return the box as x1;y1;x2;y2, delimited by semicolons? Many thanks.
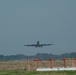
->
24;44;37;47
41;44;54;46
24;43;54;48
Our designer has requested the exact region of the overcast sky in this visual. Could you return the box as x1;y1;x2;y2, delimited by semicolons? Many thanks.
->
0;0;76;55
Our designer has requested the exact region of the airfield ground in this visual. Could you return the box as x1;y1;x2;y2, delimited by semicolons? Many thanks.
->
0;59;76;71
0;60;76;75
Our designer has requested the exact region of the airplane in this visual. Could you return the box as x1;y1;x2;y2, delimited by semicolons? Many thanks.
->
24;41;54;48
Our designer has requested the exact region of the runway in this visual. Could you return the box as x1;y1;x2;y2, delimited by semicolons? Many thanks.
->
36;67;76;71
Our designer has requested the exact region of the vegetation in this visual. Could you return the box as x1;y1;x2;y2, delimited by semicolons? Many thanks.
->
0;70;76;75
0;52;76;60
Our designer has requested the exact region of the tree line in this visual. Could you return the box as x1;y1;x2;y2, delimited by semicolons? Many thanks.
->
0;52;76;60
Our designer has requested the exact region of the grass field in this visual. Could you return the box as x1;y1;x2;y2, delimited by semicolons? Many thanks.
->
0;70;76;75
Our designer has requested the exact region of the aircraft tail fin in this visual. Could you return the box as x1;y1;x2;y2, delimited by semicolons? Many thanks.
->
37;41;39;45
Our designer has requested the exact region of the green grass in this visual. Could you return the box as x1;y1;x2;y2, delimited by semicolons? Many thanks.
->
0;70;76;75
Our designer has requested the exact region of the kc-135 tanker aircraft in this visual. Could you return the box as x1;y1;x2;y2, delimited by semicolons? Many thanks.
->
24;41;54;48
